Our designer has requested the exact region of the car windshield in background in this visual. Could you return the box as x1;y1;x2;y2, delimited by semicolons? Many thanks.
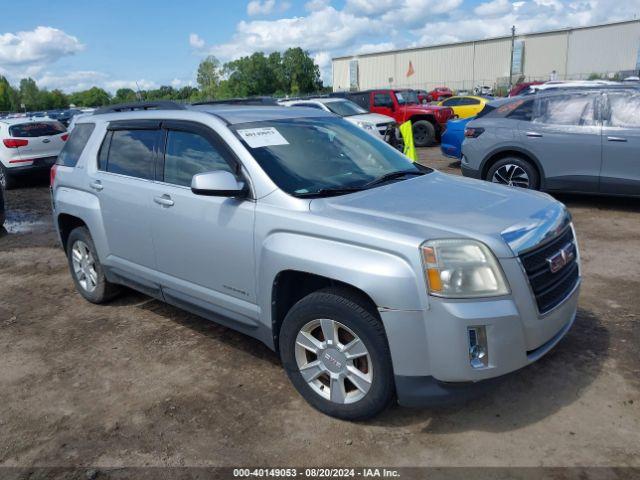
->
232;117;428;197
395;90;419;105
9;121;66;137
323;100;368;117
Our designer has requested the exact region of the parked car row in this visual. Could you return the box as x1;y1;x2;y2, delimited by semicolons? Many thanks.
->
330;89;454;146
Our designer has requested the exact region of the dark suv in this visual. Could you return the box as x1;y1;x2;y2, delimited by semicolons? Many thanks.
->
461;86;640;196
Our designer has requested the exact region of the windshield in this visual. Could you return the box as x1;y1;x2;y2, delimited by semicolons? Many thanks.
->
394;90;419;105
233;117;428;197
323;100;368;117
9;121;66;137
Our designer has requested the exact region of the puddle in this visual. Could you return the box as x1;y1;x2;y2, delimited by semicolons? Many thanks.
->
2;210;52;235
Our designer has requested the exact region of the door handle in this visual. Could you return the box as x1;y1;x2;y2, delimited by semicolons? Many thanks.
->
153;195;174;207
526;132;543;138
89;181;103;191
607;136;627;142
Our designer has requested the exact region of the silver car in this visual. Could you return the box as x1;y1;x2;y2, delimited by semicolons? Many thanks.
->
461;86;640;196
51;101;580;420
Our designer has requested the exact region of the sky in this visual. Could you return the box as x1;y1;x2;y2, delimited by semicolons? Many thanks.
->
0;0;639;93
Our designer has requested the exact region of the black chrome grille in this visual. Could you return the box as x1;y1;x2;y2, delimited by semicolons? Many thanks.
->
519;226;579;314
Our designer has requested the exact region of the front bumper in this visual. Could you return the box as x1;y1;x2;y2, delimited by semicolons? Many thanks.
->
460;157;481;179
380;276;580;407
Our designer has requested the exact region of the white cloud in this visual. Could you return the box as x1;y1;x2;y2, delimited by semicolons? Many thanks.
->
189;33;205;49
305;0;330;11
474;0;513;16
105;79;159;92
201;6;382;60
355;42;397;54
247;0;276;15
35;70;161;94
0;26;83;67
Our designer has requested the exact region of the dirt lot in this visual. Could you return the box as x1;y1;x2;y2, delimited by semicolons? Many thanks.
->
0;149;639;470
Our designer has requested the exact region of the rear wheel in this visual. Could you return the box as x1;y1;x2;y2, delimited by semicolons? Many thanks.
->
279;288;394;420
66;227;121;303
0;165;15;190
486;157;540;190
412;120;436;147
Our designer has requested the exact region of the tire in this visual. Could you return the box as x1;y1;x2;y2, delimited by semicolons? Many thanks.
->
486;156;540;190
66;227;121;303
412;120;436;147
279;288;395;420
0;164;15;190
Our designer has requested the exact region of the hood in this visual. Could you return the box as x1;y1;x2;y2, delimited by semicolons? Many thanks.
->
348;113;395;124
309;172;566;258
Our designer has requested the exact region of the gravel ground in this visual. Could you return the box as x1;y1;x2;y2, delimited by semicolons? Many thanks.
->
0;149;638;471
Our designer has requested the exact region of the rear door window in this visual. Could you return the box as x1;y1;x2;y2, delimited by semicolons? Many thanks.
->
163;130;233;187
56;123;95;167
103;129;159;180
533;93;596;126
9;121;66;137
606;91;640;127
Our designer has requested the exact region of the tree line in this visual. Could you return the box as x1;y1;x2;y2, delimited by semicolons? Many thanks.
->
0;48;326;113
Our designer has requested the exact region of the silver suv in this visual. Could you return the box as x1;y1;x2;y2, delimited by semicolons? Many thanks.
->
51;101;581;420
461;86;640;195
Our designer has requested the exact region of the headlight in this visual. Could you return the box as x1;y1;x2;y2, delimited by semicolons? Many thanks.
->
356;121;375;130
421;239;509;298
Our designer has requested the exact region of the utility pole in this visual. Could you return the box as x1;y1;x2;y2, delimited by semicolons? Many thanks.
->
509;25;516;91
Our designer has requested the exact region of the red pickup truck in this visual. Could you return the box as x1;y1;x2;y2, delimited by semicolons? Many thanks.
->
331;89;454;146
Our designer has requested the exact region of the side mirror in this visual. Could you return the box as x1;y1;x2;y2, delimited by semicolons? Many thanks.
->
191;171;246;197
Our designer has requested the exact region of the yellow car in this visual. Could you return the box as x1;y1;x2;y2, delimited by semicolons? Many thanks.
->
438;95;488;119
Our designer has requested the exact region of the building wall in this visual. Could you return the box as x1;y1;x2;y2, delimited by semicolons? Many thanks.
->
332;20;640;92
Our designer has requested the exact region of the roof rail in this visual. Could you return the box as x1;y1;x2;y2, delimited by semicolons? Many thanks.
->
192;96;278;106
93;101;186;115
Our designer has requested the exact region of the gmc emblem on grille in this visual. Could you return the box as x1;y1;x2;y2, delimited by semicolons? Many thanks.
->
546;243;575;274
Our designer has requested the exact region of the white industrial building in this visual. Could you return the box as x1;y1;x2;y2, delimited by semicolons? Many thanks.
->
332;19;640;93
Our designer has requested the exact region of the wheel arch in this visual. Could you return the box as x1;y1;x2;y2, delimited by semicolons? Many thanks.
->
57;214;88;252
270;270;379;352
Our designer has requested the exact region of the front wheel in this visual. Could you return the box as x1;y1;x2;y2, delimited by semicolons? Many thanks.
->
486;157;540;190
279;288;395;420
412;120;436;147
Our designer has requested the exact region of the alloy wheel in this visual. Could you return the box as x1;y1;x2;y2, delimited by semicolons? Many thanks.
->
0;168;6;189
71;240;98;292
492;164;530;188
294;318;373;404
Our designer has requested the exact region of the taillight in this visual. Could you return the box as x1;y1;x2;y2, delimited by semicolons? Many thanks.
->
3;138;29;148
464;127;485;138
50;164;58;186
61;134;69;141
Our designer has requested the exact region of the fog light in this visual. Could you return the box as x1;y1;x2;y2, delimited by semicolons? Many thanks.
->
468;326;489;369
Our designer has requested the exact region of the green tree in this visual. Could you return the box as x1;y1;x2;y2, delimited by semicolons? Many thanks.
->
197;55;221;97
281;48;322;94
0;76;12;112
69;87;111;107
113;88;138;104
19;78;40;110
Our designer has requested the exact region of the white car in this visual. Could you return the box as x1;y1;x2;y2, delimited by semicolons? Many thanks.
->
0;117;68;189
279;97;395;140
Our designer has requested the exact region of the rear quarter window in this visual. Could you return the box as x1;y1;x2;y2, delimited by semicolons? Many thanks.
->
9;121;66;137
56;123;96;167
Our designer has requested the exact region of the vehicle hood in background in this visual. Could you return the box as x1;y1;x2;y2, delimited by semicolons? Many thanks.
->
347;113;395;124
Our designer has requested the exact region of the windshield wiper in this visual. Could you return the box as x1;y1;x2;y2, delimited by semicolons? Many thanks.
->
362;169;424;188
293;186;366;198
